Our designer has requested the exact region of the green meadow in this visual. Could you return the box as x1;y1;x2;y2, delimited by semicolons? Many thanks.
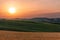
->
0;19;60;32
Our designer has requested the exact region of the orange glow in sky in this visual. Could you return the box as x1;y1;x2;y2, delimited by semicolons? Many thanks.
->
0;0;60;19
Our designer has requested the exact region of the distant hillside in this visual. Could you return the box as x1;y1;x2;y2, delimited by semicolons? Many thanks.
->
40;12;60;18
0;20;60;32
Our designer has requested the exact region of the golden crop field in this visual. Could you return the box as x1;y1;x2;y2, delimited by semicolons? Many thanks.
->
0;30;60;40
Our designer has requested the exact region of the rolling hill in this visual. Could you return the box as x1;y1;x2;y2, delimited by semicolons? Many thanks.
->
0;19;60;32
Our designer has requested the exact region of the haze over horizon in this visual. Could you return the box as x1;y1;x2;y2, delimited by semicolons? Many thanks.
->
0;0;60;19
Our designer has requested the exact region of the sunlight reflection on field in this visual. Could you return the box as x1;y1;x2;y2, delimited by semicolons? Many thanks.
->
0;30;60;40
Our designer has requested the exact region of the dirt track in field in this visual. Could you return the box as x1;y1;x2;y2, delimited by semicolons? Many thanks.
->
0;30;60;40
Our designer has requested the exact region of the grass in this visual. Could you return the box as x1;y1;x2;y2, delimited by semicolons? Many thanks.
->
0;19;60;32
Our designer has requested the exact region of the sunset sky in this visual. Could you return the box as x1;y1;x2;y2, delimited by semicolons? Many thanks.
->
0;0;60;19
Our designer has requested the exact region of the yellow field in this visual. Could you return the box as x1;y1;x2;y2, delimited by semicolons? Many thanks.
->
0;30;60;40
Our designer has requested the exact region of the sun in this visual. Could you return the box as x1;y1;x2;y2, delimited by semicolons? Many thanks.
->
9;7;16;14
